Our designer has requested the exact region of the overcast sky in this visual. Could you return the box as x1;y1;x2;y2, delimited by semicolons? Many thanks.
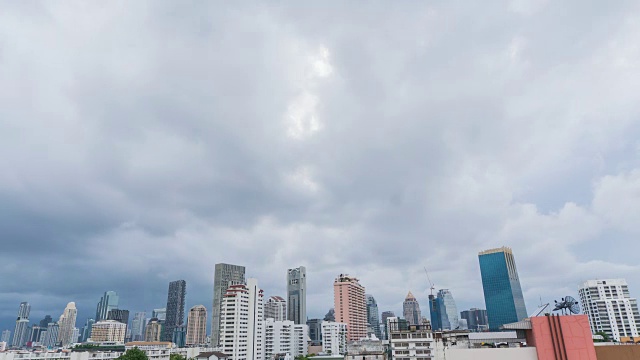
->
1;0;640;334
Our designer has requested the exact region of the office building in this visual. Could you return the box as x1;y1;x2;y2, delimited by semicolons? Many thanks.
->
265;296;287;321
321;321;347;355
478;247;528;330
212;263;245;346
39;316;53;329
162;280;186;342
172;326;186;347
578;279;640;342
380;311;395;340
91;320;126;343
186;305;207;346
130;313;146;342
264;319;309;359
219;278;264;360
58;302;78;346
365;294;381;339
1;330;10;344
460;308;488;332
107;309;130;326
12;302;30;347
324;308;335;322
145;319;162;342
81;318;95;342
42;323;59;348
333;274;367;341
429;294;445;330
72;328;80;344
152;309;166;321
306;319;322;343
438;289;459;330
96;291;119;322
29;326;44;344
403;292;422;326
287;266;307;325
388;317;433;359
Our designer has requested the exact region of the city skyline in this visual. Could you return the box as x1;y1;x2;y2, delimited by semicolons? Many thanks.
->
2;0;640;348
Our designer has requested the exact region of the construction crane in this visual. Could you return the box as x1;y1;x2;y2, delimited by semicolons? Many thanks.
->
423;267;435;296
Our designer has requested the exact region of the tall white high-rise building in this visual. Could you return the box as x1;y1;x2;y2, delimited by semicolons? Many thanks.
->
265;296;287;321
71;328;80;344
186;305;207;345
42;323;59;348
130;312;146;341
579;279;640;342
12;302;30;347
220;278;264;360
58;302;78;346
287;267;307;325
212;263;246;346
264;319;309;359
321;321;347;355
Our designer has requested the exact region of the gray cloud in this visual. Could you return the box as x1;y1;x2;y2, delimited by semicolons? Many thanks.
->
1;0;640;331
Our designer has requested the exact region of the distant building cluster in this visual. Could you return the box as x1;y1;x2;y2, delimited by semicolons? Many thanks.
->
2;250;640;360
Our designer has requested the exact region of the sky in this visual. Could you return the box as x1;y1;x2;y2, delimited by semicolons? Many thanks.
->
1;0;640;334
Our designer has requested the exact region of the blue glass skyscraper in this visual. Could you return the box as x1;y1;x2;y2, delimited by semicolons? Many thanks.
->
478;247;528;330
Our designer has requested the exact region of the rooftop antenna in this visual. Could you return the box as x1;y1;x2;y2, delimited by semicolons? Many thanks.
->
423;267;435;296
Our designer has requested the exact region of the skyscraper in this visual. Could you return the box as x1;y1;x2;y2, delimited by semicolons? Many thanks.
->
438;289;459;330
265;296;287;321
579;279;640;342
107;309;130;326
478;247;528;330
12;302;30;347
212;263;245;345
58;302;78;346
380;311;395;340
145;319;162;342
1;330;10;343
186;305;207;345
403;292;422;326
39;316;53;329
42;323;59;348
96;291;119;322
162;280;186;342
220;278;264;360
365;294;381;339
333;274;367;341
324;308;335;322
130;312;146;341
287;266;307;325
81;318;96;342
152;308;166;321
459;308;489;332
429;294;449;330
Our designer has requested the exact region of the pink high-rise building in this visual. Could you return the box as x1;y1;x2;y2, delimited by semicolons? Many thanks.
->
333;274;367;341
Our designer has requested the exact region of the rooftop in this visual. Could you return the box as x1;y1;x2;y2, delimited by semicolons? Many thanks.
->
478;246;512;256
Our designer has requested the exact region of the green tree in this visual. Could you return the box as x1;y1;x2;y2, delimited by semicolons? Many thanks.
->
170;354;187;360
117;348;148;360
595;331;610;342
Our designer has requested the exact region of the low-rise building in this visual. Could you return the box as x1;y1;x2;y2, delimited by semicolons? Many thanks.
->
388;317;434;359
264;319;308;359
91;321;126;343
346;337;386;360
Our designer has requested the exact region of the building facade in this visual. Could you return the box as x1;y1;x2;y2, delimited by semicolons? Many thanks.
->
264;319;308;359
434;289;459;330
186;305;207;346
403;292;422;326
265;296;287;322
478;247;528;330
387;317;433;360
12;302;30;347
58;302;78;346
220;278;264;360
81;318;96;342
333;274;367;341
212;263;246;346
91;320;127;343
96;292;119;322
42;323;59;348
578;279;640;341
380;311;395;340
306;319;322;344
321;322;347;355
145;319;163;342
287;267;307;325
365;294;381;339
1;330;10;344
130;313;146;342
460;308;488;332
152;309;166;321
162;280;186;342
107;310;130;326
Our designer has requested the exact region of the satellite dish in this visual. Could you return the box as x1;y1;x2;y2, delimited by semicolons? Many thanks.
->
566;296;580;314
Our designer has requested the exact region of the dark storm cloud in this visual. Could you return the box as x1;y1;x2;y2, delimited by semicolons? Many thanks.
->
1;0;640;331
